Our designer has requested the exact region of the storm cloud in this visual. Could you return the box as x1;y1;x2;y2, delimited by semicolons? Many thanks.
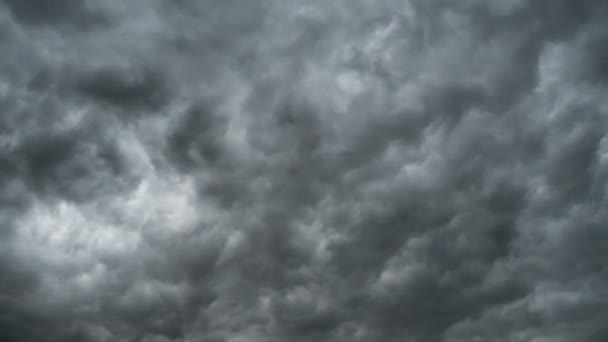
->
1;0;607;341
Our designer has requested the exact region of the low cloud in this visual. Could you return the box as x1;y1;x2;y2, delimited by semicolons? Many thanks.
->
1;0;607;341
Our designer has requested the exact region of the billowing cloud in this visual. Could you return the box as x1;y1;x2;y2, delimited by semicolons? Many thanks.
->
1;0;607;341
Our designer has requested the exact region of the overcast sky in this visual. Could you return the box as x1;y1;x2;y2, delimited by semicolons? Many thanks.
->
1;1;608;341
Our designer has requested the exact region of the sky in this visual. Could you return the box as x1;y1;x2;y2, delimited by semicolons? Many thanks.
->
0;0;607;341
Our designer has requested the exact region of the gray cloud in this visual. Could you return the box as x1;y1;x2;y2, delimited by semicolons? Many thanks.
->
1;0;107;29
1;0;607;341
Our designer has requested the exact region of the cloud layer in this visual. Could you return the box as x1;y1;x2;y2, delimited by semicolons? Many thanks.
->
1;0;607;341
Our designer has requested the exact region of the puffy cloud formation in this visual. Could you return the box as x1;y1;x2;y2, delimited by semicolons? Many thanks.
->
1;1;607;341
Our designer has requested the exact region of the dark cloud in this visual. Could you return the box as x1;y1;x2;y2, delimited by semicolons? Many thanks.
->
2;0;107;29
0;0;607;341
75;65;170;111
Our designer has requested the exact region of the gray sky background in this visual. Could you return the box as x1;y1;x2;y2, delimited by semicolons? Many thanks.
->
1;1;607;341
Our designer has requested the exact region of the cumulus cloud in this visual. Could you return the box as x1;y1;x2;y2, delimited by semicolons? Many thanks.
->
1;0;607;341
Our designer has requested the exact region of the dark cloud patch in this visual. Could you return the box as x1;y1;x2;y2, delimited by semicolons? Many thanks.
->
2;0;107;29
75;65;170;112
0;246;47;342
575;26;608;84
15;127;131;202
269;295;343;339
167;100;227;170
